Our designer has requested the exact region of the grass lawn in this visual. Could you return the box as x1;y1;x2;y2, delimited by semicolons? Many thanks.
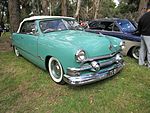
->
0;33;150;113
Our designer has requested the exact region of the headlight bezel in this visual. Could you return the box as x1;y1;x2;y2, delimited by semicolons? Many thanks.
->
75;49;86;62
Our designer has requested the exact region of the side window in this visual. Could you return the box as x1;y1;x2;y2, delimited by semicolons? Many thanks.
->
97;22;104;30
101;22;113;31
20;21;35;34
106;23;113;31
89;21;107;30
40;20;66;33
89;21;99;29
99;22;106;30
113;24;120;31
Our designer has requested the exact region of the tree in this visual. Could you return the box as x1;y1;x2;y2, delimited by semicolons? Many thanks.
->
138;0;149;17
116;0;139;20
8;0;20;32
19;0;31;19
93;0;100;19
0;0;8;24
28;0;42;16
41;0;49;15
61;0;67;16
74;0;81;18
97;0;116;18
48;0;52;15
117;0;149;20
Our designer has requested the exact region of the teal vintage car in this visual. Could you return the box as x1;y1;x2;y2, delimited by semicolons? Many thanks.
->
11;16;124;85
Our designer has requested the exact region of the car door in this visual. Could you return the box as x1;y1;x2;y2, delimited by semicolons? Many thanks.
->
100;22;124;40
18;20;38;58
110;22;125;39
86;21;102;33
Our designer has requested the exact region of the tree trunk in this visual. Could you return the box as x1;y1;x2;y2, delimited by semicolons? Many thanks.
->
31;0;41;15
94;0;100;19
49;0;52;15
74;0;81;18
61;0;67;16
8;0;20;32
138;0;149;18
41;0;49;15
0;5;4;24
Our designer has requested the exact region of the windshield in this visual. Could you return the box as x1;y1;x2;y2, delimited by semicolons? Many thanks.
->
40;19;82;33
117;20;136;32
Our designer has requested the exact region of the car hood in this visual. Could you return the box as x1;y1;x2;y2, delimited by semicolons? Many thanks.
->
44;30;120;57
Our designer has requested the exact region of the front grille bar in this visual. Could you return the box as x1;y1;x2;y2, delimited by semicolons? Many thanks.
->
81;52;117;64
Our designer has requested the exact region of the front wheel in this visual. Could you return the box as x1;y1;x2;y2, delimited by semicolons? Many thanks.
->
131;46;140;59
13;46;20;57
48;57;65;84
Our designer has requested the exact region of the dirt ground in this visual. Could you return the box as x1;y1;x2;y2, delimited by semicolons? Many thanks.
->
0;33;12;52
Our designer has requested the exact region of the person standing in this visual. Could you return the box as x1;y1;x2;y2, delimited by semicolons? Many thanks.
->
138;1;150;67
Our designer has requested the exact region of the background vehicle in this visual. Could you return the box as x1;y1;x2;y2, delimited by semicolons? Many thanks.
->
86;18;141;59
11;16;124;85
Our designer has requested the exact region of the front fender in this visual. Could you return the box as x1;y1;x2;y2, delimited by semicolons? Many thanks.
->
38;37;80;73
122;40;140;55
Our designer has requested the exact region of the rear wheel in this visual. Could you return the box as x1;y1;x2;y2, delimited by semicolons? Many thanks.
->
131;46;140;59
48;57;65;84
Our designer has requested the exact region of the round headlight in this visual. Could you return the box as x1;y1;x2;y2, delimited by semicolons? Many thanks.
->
120;41;125;50
75;49;86;62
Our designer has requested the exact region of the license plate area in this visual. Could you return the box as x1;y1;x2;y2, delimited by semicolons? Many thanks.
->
108;68;117;76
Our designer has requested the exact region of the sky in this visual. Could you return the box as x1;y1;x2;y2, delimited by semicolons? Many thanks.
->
113;0;120;7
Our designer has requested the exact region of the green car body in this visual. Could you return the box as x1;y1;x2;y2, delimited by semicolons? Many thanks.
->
12;16;124;85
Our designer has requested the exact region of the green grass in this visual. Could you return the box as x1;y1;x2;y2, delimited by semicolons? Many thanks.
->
0;36;150;113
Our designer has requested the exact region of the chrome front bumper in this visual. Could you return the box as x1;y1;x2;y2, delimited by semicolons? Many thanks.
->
64;55;124;86
63;61;124;86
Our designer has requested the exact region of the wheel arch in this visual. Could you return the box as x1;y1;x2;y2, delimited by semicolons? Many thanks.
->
45;55;66;84
127;46;140;59
45;55;65;73
127;46;135;56
45;55;52;72
123;40;140;55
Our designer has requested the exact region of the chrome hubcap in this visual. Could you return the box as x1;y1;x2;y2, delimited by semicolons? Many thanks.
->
51;60;61;79
133;47;139;59
15;47;19;56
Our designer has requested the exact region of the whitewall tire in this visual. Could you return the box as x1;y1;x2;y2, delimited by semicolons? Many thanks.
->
48;57;65;84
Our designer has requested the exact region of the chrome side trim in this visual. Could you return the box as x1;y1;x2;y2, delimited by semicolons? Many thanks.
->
38;56;45;61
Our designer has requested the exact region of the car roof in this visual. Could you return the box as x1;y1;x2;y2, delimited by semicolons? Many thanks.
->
89;18;127;23
23;16;75;21
17;16;75;33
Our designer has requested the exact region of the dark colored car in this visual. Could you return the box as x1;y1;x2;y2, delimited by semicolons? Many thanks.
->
86;18;141;59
